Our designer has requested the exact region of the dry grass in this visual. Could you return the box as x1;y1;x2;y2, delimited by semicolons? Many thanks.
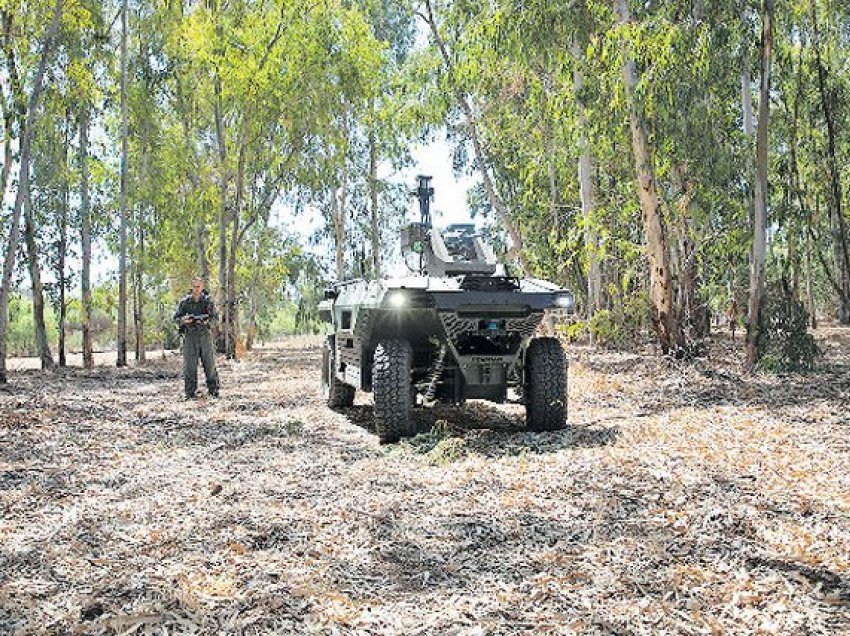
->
1;331;848;635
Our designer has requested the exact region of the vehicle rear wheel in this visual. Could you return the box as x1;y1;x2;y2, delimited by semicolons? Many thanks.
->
525;337;568;431
322;336;355;408
373;339;413;443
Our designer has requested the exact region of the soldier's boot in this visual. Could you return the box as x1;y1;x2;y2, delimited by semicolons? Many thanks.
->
183;335;200;398
200;334;219;397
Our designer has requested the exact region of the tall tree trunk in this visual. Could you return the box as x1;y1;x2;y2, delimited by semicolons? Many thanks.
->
134;214;146;364
133;138;147;365
79;108;94;369
805;225;817;329
117;0;129;367
58;115;69;368
572;43;602;326
746;0;774;370
421;0;525;268
338;136;350;281
214;77;229;355
226;143;246;359
196;221;210;282
1;9;22;202
741;45;755;138
616;0;682;355
669;165;707;339
741;9;756;237
332;185;345;281
178;90;210;284
810;0;850;323
0;0;63;383
788;39;819;330
0;86;12;204
24;195;54;369
368;126;380;279
158;298;166;359
246;269;259;351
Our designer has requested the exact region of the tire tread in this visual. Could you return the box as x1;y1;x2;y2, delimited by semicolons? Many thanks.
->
525;337;568;431
373;339;413;443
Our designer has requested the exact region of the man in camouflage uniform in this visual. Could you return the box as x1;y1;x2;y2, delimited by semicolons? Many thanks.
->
173;277;220;398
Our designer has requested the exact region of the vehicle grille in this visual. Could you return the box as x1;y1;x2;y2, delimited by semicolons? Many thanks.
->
440;313;542;340
459;276;520;292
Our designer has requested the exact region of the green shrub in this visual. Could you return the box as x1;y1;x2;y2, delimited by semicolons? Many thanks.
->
587;292;650;349
560;320;588;343
755;279;821;373
588;310;624;348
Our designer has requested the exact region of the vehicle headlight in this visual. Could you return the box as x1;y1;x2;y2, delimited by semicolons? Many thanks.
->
388;290;407;308
554;292;574;311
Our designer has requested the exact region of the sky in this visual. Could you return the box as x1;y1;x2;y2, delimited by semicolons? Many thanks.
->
276;134;480;278
401;140;477;227
281;136;478;240
14;133;477;289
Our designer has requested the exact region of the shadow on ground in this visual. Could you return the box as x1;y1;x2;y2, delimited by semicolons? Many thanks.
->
339;402;620;456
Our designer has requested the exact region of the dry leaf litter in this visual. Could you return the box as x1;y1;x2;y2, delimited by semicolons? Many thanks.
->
1;331;849;635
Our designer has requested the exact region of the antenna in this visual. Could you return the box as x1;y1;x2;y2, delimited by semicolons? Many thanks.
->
411;174;434;228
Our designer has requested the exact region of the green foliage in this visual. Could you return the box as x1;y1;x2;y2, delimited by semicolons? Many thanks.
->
755;279;822;373
401;420;468;465
587;292;651;350
560;319;588;343
4;0;850;368
7;296;39;357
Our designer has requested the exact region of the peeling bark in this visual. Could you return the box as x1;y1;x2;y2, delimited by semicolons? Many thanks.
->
616;0;682;355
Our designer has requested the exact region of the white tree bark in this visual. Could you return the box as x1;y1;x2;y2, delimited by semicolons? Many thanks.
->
572;42;602;323
746;0;774;369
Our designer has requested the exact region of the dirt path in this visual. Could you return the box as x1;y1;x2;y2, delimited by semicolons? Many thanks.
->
1;333;849;634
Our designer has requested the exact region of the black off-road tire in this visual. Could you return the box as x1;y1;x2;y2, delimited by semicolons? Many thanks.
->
525;337;568;432
322;337;355;408
373;339;413;444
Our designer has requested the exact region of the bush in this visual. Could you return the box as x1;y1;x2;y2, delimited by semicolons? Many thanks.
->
586;292;651;350
755;279;821;373
560;319;588;343
588;310;624;348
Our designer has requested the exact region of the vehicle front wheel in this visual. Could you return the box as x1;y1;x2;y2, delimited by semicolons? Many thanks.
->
525;337;568;431
373;339;413;443
322;336;355;408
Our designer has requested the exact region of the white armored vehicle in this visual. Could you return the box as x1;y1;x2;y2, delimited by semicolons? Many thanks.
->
319;176;573;443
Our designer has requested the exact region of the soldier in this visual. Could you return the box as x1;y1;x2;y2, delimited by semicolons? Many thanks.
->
173;277;220;398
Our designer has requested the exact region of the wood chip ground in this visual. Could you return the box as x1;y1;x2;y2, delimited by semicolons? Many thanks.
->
1;331;849;635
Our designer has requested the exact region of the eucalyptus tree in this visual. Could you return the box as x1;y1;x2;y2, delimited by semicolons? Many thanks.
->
117;0;129;367
26;87;74;370
69;0;109;369
418;0;525;266
359;0;416;277
806;0;849;323
746;0;776;369
0;0;64;383
301;3;391;283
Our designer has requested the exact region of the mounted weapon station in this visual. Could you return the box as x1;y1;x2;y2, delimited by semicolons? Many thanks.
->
319;175;574;443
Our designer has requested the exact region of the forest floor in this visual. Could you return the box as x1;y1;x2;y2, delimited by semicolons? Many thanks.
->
1;329;849;635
